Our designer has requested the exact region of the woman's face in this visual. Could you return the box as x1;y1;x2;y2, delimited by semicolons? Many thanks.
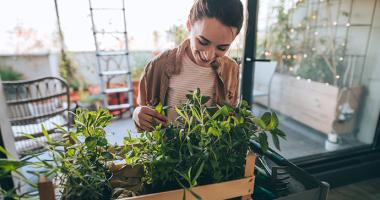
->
186;17;238;68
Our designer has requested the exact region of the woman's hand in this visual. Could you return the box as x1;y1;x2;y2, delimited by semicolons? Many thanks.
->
133;106;168;131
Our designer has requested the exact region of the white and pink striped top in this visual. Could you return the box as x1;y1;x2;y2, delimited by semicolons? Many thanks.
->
166;53;216;121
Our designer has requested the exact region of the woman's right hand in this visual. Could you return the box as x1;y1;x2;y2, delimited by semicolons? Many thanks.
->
133;106;168;131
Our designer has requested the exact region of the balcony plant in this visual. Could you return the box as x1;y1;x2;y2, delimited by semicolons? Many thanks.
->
0;89;286;199
119;89;286;198
0;108;115;200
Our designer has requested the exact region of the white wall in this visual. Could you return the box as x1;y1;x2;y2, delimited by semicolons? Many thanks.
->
0;52;59;80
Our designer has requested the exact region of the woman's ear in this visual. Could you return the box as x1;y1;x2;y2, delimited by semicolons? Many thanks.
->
186;18;192;32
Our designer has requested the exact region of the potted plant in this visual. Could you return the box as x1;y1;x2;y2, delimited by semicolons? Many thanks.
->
0;108;116;200
111;89;286;199
0;89;286;199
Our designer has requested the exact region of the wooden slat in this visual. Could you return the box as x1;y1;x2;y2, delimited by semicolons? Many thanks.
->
38;175;55;200
122;177;254;200
242;151;256;200
123;151;256;200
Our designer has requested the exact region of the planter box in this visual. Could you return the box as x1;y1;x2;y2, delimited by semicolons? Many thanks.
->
118;152;256;200
255;73;363;135
38;152;257;200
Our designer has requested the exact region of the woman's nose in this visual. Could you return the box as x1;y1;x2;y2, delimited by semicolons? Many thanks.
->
205;48;215;61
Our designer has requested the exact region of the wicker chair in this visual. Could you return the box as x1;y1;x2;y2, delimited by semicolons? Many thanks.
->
1;76;70;156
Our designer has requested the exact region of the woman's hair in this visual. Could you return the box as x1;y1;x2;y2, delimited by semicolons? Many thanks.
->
189;0;244;35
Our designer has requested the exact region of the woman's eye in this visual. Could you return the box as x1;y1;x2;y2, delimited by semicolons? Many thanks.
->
198;40;208;46
218;47;227;51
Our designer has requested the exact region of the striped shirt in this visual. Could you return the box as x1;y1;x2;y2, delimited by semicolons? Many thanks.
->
167;53;216;121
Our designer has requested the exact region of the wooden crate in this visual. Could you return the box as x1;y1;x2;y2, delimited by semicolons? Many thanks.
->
255;73;363;135
39;152;256;200
120;151;256;200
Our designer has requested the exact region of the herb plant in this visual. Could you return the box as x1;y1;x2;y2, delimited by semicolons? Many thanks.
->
0;108;115;200
124;89;286;194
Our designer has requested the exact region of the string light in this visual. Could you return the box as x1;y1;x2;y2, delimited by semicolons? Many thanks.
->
336;75;340;79
289;67;294;71
339;57;344;61
293;55;297;59
296;76;301;80
346;22;351;27
290;28;295;32
314;31;319;36
333;21;337;26
303;54;308;58
287;55;291;59
286;45;290;49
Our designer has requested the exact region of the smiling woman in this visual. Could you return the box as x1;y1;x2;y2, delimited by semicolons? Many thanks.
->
133;0;244;132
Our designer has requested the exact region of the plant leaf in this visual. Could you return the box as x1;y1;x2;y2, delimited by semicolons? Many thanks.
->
259;132;269;152
261;112;272;125
267;112;279;130
193;161;205;182
85;136;97;149
41;125;52;143
271;133;281;151
252;117;267;129
207;127;220;137
101;152;113;159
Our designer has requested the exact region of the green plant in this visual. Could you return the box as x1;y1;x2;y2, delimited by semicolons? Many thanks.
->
260;0;350;87
0;108;115;200
0;66;24;81
124;89;286;195
258;0;297;73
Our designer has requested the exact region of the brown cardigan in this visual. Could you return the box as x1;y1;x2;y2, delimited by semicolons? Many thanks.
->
137;39;240;109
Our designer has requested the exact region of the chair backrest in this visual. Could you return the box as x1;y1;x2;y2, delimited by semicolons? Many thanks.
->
253;61;277;91
1;77;70;155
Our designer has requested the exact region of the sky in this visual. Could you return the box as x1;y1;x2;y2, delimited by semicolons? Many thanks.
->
0;0;194;53
0;0;271;54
